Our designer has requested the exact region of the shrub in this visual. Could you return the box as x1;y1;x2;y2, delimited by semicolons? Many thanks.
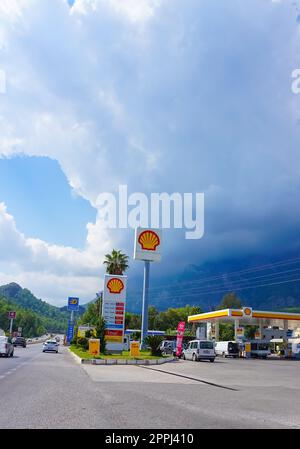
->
77;337;89;350
144;335;163;356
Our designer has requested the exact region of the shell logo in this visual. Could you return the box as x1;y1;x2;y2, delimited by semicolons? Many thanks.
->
138;230;160;251
243;307;252;316
107;278;124;294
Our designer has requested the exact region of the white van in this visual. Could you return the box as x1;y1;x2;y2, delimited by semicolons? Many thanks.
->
0;336;14;357
182;339;215;362
215;341;239;358
288;338;300;358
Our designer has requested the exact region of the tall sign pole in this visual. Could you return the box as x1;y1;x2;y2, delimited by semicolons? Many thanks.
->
8;311;16;336
102;275;127;352
134;228;162;350
67;297;79;344
141;260;150;349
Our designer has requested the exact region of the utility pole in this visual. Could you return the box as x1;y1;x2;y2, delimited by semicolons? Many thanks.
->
96;291;103;318
140;260;150;350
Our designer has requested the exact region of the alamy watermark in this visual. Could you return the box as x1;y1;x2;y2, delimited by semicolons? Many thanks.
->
96;185;204;239
291;68;300;94
0;70;6;94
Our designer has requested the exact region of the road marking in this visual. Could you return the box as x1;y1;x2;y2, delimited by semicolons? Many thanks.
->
136;365;239;391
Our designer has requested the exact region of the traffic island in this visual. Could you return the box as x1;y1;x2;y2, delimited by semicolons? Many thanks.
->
68;346;176;365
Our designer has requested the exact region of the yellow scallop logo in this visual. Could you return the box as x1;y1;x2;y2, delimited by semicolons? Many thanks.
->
244;307;252;316
107;278;124;294
138;230;160;251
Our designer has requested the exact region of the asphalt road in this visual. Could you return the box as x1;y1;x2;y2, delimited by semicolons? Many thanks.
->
1;345;300;429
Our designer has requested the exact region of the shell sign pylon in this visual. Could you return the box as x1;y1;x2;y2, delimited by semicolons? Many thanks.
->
134;227;162;262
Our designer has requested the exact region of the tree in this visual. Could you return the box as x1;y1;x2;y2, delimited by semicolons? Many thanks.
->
219;323;235;341
144;335;163;356
148;306;159;329
218;292;242;310
103;249;129;275
78;298;106;353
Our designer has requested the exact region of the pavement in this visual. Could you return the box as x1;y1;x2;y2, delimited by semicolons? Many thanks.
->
1;344;300;429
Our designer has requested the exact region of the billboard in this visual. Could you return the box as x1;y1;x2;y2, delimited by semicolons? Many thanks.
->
102;274;127;350
134;227;162;262
68;297;79;311
67;321;75;343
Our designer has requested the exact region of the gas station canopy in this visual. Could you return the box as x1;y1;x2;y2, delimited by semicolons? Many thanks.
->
188;307;300;326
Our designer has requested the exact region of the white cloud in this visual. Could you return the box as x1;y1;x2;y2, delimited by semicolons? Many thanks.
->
0;202;110;302
0;0;300;304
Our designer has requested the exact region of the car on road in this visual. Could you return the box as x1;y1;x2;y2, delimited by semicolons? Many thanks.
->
12;336;27;348
0;336;14;357
42;340;59;353
182;339;215;362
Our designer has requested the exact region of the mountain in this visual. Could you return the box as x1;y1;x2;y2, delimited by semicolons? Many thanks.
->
0;294;50;337
0;283;83;334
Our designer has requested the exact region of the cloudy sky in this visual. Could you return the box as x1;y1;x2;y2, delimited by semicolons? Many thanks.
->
0;0;300;306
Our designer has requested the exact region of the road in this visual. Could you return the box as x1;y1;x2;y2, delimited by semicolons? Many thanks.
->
1;344;300;429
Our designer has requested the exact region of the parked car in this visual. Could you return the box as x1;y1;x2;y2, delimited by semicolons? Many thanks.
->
160;340;176;355
215;341;239;358
42;340;59;353
182;339;215;362
0;336;14;357
12;336;26;348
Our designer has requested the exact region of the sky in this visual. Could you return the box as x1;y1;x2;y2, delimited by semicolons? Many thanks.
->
0;0;300;306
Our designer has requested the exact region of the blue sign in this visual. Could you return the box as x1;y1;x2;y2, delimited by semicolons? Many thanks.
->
67;321;74;343
68;297;79;311
105;324;123;329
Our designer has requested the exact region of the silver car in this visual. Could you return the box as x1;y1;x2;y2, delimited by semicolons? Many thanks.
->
182;339;215;362
0;336;14;357
42;340;59;353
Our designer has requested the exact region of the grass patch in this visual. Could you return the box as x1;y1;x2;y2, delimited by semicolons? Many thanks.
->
70;345;168;360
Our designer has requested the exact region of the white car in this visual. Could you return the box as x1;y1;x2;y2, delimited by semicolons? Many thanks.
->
43;340;59;353
0;336;14;357
182;339;215;362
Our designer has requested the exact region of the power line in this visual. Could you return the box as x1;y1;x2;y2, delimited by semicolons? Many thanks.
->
151;266;300;295
146;255;300;293
148;276;300;301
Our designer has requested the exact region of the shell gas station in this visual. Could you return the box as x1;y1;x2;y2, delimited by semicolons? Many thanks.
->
188;307;300;358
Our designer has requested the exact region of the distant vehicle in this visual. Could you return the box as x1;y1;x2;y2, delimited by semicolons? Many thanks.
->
0;336;14;357
247;340;270;359
12;336;26;348
182;339;215;362
160;340;176;355
42;340;59;353
55;336;60;342
26;338;32;343
35;337;39;341
288;338;300;358
215;341;239;358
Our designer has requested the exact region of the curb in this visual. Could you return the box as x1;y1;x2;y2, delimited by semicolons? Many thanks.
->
67;348;176;365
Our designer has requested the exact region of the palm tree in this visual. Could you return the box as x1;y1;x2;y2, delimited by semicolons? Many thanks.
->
103;249;129;275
